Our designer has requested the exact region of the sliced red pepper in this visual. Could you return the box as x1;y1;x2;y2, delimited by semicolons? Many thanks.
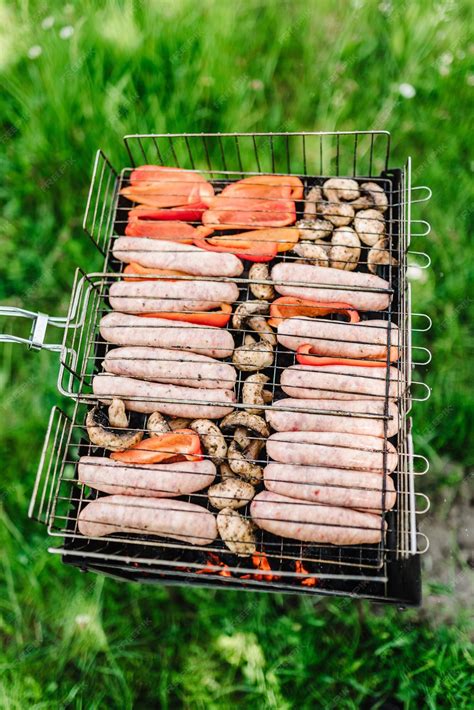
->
296;344;388;368
123;263;187;281
220;174;303;200
128;201;208;222
121;165;214;209
208;228;299;253
203;197;296;230
138;303;232;328
268;297;360;328
125;219;197;242
110;429;202;464
194;235;277;262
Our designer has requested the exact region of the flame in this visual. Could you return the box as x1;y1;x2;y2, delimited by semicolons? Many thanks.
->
295;560;318;587
197;552;232;577
249;552;281;582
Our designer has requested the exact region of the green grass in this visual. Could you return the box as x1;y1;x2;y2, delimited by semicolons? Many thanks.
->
0;0;473;707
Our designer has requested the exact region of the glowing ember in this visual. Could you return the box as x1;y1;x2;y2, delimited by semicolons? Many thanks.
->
197;553;232;577
250;552;281;582
295;560;318;587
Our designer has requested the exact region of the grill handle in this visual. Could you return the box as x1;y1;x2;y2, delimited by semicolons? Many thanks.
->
0;307;69;352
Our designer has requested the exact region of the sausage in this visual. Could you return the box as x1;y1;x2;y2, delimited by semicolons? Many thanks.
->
263;463;396;511
113;237;244;277
109;279;239;314
100;312;235;359
277;317;399;362
271;262;390;311
78;495;217;545
250;490;384;544
103;347;237;390
266;398;399;438
78;457;216;497
266;431;398;473
280;364;403;401
92;374;236;419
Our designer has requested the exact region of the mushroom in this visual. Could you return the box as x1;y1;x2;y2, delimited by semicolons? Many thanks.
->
232;302;276;372
329;227;361;271
208;478;255;510
292;241;329;267
217;508;257;557
354;209;385;246
221;412;269;484
367;237;398;274
227;440;263;484
147;411;170;436
319;200;355;227
296;218;333;240
168;417;192;430
86;405;143;452
232;300;269;330
190;419;227;464
248;263;275;301
360;182;388;212
220;462;235;480
108;399;128;428
233;337;274;372
303;186;323;219
242;373;272;415
220;411;270;439
323;178;360;203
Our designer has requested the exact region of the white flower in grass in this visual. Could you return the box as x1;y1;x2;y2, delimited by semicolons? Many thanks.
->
407;265;427;283
398;82;416;99
250;79;264;91
28;45;42;59
41;16;55;30
75;613;92;629
59;25;74;40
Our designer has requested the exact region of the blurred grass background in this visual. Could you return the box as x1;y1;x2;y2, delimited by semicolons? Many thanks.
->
0;0;473;707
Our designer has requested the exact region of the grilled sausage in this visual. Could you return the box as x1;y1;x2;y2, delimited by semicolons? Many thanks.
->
266;431;398;473
113;237;244;277
109;279;239;314
250;490;384;544
78;495;217;545
271;262;390;311
100;312;235;359
280;363;403;401
103;347;237;390
263;463;396;511
78;457;216;497
92;374;236;418
266;398;399;438
277;317;399;362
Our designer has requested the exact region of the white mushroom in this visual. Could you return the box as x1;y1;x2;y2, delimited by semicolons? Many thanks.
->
248;263;275;301
147;411;171;435
323;178;360;203
220;462;234;480
168;417;192;430
292;241;329;267
227;440;263;483
319;200;355;227
108;399;128;428
303;186;323;219
190;419;227;464
232;337;274;372
242;373;272;415
361;182;388;212
86;406;143;452
296;218;333;240
354;209;385;246
329;227;361;271
217;508;257;556
208;478;255;510
367;237;398;274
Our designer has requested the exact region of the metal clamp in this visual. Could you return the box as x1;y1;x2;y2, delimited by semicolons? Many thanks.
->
410;185;432;204
0;307;68;352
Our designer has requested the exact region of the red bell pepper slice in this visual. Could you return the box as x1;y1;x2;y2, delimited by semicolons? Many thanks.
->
268;297;360;328
128;202;208;222
121;165;214;209
202;197;296;230
123;263;187;281
137;303;232;328
110;429;202;464
125;219;198;242
296;344;388;368
194;234;277;262
220;174;303;200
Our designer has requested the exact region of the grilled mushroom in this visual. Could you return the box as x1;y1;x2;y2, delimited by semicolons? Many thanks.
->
232;302;276;371
354;209;385;246
221;412;269;484
208;478;255;510
86;405;143;452
147;411;170;435
319;200;355;227
293;241;329;266
329;227;361;271
242;373;272;415
190;419;227;464
303;186;323;219
168;417;192;430
323;178;360;203
233;337;274;372
248;263;275;300
220;412;270;438
296;218;333;240
360;182;388;212
217;508;257;556
108;399;128;428
227;440;263;483
367;237;398;274
232;301;269;330
220;462;234;480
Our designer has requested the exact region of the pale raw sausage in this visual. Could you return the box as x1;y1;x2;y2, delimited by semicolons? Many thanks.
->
280;364;403;401
109;279;239;314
